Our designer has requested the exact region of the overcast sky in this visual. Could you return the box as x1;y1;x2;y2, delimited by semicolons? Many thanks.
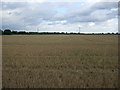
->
1;0;119;33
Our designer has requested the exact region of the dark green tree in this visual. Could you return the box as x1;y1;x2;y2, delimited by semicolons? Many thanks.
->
4;29;12;35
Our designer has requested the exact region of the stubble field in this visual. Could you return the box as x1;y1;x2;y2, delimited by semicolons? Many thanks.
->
2;35;118;88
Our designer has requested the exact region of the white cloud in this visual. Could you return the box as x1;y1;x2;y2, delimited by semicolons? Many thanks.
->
60;20;67;24
111;8;118;11
89;22;95;26
106;19;113;23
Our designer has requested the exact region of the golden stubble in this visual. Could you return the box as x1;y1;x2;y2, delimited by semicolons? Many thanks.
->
2;35;118;88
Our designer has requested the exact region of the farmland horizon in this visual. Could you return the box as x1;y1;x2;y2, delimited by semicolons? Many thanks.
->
1;0;119;88
0;29;119;35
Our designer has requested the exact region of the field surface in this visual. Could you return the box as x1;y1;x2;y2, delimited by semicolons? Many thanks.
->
2;35;118;88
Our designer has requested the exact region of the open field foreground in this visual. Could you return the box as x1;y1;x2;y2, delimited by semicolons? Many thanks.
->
2;35;118;88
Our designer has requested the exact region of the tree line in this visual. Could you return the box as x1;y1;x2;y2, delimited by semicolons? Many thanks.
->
0;29;119;35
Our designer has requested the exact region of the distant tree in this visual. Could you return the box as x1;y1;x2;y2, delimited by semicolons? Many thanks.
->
12;31;18;34
61;32;65;34
116;33;118;34
4;29;12;35
18;31;27;34
101;33;104;34
29;32;38;34
70;32;73;34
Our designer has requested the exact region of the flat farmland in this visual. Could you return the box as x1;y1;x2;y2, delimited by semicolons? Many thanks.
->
2;35;118;88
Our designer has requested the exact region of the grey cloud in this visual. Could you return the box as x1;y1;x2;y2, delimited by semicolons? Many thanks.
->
1;2;118;30
2;2;28;10
92;2;118;10
58;2;118;23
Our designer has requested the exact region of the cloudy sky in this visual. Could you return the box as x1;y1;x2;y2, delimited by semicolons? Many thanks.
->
1;0;119;33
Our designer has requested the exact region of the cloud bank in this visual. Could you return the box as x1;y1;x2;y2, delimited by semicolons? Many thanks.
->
1;1;118;33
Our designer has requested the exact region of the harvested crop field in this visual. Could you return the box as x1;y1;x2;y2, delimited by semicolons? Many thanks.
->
2;35;118;88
